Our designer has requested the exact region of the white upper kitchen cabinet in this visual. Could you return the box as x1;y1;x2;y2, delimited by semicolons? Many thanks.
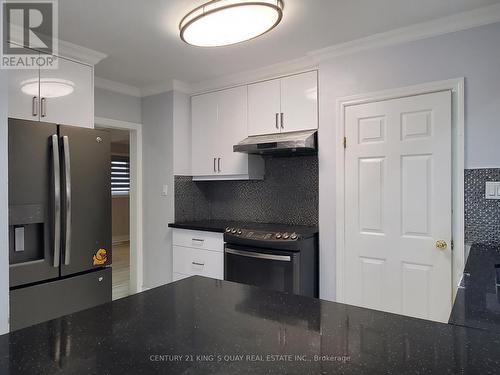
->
8;47;40;121
8;52;94;128
248;79;281;136
191;92;218;176
247;71;318;136
280;71;318;133
191;87;264;181
217;86;255;176
39;56;93;128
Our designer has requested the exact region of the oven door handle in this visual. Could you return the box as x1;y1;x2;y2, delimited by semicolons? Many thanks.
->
225;248;291;262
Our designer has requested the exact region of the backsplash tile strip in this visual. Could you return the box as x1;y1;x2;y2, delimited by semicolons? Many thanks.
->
175;155;318;226
174;176;210;222
465;168;500;245
177;165;498;241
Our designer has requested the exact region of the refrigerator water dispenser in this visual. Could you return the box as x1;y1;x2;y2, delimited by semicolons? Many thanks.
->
9;204;46;264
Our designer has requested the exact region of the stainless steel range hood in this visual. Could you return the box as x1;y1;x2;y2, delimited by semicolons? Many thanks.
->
233;130;317;155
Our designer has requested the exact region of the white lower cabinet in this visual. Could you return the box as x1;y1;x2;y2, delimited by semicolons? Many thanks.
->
173;229;224;252
172;229;224;281
173;246;223;279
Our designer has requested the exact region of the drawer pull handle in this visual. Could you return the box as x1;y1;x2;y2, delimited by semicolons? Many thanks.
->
192;238;204;242
192;261;205;266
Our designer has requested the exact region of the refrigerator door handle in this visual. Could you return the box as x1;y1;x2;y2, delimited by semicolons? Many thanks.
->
51;135;61;267
62;136;72;265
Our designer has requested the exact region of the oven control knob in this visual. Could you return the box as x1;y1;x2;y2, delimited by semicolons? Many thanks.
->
225;227;232;233
290;233;298;240
283;233;290;239
275;233;282;239
237;229;242;235
231;228;237;234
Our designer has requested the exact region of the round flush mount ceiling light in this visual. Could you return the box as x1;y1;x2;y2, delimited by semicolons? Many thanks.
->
21;78;75;98
180;0;284;47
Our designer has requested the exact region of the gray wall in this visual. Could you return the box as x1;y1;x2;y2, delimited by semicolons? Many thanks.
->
318;22;500;301
173;91;191;175
175;155;318;226
94;87;142;124
0;71;9;334
141;91;175;288
95;87;177;289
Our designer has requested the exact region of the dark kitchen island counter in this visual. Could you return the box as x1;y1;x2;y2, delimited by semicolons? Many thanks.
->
2;276;500;374
449;243;500;333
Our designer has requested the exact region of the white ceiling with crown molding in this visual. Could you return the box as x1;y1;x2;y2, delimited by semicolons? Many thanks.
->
59;0;500;90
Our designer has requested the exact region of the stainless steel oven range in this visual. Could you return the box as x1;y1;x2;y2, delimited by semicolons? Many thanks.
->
224;224;318;298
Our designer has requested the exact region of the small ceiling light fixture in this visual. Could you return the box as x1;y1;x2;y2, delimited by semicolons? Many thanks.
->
180;0;284;47
21;78;75;98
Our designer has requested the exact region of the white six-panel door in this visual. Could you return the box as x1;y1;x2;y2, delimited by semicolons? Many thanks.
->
343;90;452;323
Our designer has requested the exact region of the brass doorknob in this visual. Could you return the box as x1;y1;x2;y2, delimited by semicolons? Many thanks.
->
435;240;448;250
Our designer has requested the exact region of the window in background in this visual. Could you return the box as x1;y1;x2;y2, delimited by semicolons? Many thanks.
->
111;156;130;196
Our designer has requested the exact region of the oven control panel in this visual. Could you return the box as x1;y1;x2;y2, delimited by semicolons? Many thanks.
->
225;227;299;241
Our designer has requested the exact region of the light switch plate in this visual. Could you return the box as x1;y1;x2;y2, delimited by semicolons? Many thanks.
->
162;184;168;196
485;182;500;200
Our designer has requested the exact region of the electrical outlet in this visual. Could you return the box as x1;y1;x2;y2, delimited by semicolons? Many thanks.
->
485;182;500;200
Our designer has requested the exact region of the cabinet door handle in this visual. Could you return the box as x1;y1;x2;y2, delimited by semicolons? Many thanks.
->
41;97;47;117
32;96;38;117
280;112;284;129
192;261;205;266
213;157;216;172
217;158;221;172
275;113;279;129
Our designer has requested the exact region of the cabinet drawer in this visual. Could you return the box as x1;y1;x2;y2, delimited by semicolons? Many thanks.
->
172;229;224;252
173;246;223;279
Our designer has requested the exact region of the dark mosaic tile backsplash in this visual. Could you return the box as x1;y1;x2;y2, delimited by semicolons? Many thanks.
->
175;155;318;226
465;168;500;245
176;163;496;239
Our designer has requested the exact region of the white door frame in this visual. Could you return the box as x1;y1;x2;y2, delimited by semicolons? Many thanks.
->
335;78;465;303
95;117;144;294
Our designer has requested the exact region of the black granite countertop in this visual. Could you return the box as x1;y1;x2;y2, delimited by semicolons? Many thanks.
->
2;276;500;374
449;243;500;333
168;220;319;235
168;220;234;232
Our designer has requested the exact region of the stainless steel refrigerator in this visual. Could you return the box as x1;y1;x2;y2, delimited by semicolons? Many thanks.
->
8;118;112;331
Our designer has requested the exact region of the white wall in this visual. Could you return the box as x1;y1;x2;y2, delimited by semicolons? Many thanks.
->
173;91;191;176
141;91;175;288
95;86;181;288
0;71;9;334
94;87;142;124
319;22;500;301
